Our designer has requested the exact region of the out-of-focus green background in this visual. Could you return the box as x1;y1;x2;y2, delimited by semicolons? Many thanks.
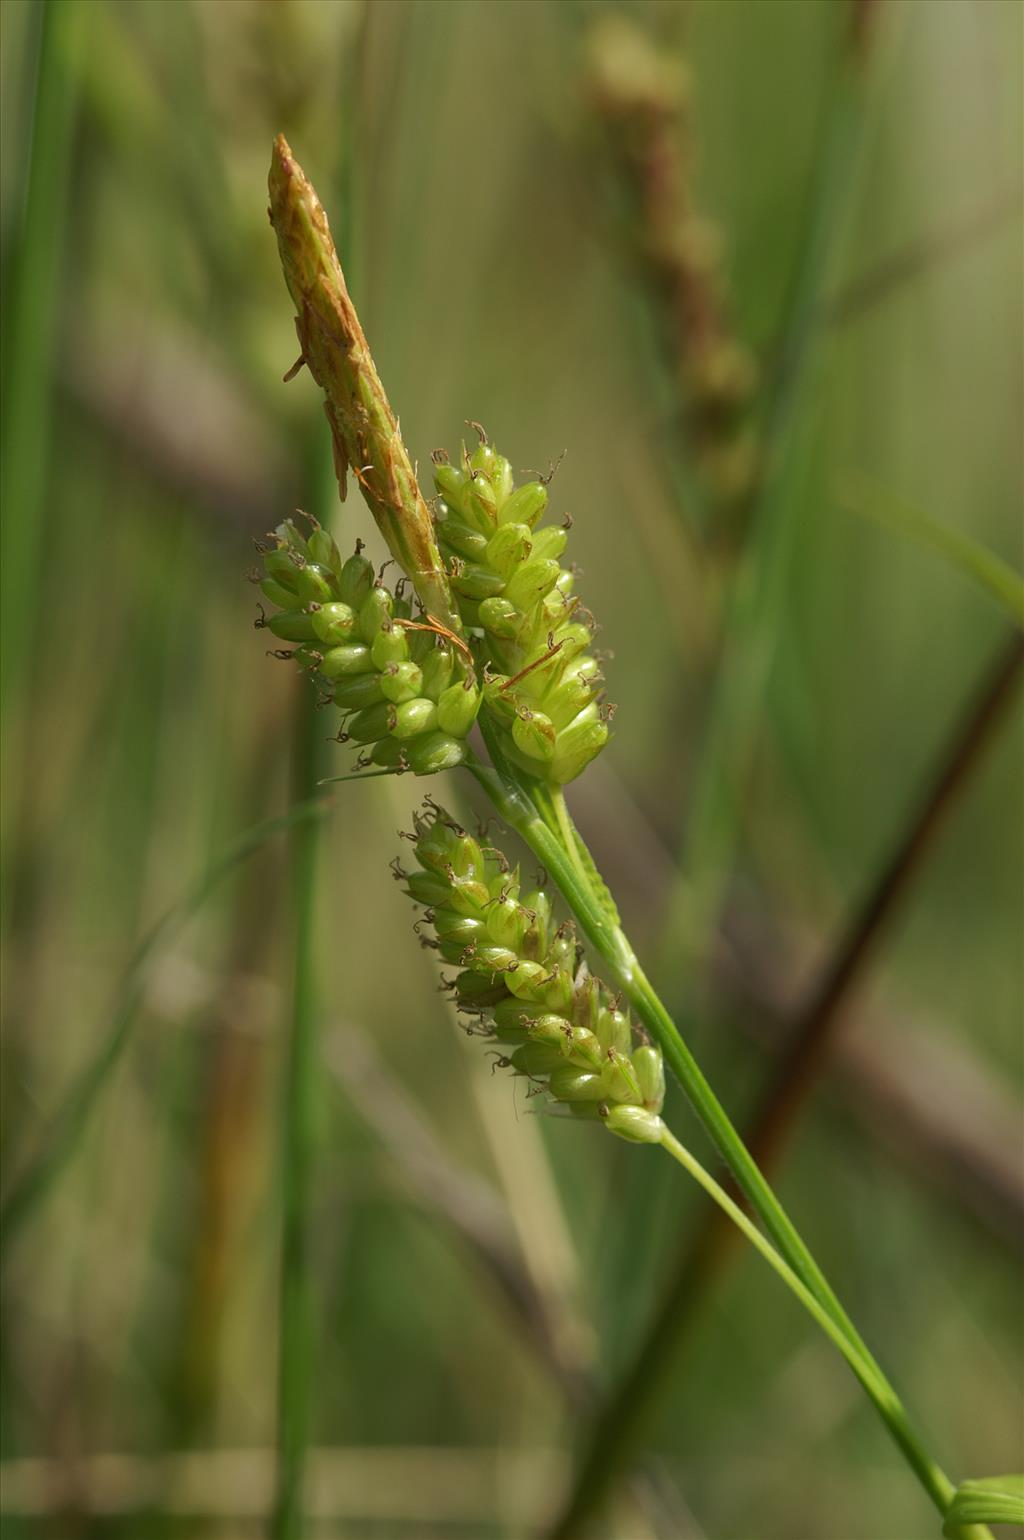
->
1;2;1021;1537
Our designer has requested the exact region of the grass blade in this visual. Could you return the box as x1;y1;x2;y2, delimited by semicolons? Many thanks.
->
0;0;85;707
659;39;869;990
841;474;1024;628
272;23;363;1525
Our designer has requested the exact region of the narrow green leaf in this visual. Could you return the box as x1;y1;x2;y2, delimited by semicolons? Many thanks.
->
842;474;1024;629
943;1477;1024;1536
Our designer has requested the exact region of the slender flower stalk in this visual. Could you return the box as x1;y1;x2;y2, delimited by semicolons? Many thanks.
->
257;138;994;1540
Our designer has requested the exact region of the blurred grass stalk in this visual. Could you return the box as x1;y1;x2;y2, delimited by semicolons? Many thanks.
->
273;625;326;1540
841;474;1024;629
0;0;84;714
657;11;872;996
272;22;363;1529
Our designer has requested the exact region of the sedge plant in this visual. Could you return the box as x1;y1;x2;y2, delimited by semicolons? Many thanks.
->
254;134;1020;1539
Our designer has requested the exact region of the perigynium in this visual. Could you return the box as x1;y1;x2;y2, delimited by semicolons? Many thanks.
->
255;134;999;1540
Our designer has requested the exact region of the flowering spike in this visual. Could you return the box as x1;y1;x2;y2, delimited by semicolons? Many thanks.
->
432;443;610;783
400;802;664;1135
256;522;479;775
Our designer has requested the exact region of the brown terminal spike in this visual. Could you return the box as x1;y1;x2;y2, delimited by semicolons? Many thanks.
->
268;135;461;634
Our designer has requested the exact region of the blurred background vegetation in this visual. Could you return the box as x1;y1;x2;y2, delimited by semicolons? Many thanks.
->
1;1;1021;1537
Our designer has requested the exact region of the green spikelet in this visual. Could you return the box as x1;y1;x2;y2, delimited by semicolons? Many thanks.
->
256;516;480;775
396;801;664;1140
431;438;611;785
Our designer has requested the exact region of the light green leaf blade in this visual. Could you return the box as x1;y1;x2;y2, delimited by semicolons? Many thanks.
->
842;474;1024;629
943;1475;1024;1535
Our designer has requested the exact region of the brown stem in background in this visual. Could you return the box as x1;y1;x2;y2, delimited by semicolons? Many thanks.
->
829;1018;1024;1248
549;629;1023;1538
169;711;287;1439
748;630;1023;1174
572;758;1024;1251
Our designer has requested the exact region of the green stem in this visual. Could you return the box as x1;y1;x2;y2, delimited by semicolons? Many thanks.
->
272;683;323;1540
549;788;581;876
655;1121;919;1439
535;784;593;897
466;736;966;1530
654;1126;990;1540
272;29;363;1533
0;0;85;710
273;439;342;1540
